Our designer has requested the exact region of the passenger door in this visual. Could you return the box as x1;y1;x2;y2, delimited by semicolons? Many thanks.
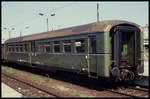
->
87;36;98;78
30;41;35;64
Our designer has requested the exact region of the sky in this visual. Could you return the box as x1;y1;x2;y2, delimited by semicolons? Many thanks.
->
1;1;149;43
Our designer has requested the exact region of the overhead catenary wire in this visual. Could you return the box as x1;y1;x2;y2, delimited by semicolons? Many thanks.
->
3;2;99;39
2;2;78;40
6;2;78;30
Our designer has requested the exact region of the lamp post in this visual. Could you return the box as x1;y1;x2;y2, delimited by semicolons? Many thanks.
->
39;12;55;32
97;3;99;22
20;26;29;37
4;28;15;39
2;38;5;44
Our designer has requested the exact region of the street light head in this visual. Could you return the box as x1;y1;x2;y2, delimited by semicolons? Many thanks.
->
11;28;15;30
25;26;29;29
51;13;55;16
4;28;7;30
39;13;44;16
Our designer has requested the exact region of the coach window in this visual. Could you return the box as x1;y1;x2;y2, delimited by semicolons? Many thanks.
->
16;45;19;52
18;45;20;52
24;44;28;52
75;39;85;53
11;47;14;52
44;42;51;53
12;46;15;52
38;42;44;53
8;46;10;52
8;46;11;52
54;41;60;53
20;45;23;52
63;40;71;53
18;45;21;52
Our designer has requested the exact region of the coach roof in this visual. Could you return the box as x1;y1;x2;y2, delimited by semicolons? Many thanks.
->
5;20;140;44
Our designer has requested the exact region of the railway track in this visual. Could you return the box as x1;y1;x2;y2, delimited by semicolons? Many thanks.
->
106;86;149;98
2;72;62;98
2;65;149;98
128;86;148;92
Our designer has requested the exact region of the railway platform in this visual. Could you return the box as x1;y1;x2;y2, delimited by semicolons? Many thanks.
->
1;83;23;98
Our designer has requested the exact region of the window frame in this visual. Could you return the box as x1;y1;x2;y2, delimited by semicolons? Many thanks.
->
19;45;24;52
24;44;28;52
53;41;61;53
63;40;72;53
16;45;19;52
44;42;51;53
75;39;86;53
38;42;44;53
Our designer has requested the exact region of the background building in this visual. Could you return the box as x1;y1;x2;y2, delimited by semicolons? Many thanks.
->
143;24;149;46
142;24;149;61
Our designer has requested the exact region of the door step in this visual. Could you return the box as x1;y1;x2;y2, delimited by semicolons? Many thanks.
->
88;72;98;79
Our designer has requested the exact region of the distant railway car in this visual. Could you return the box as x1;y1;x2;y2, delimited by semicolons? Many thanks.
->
2;20;144;81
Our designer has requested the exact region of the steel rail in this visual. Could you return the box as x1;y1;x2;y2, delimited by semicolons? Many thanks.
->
106;89;138;98
2;72;62;98
106;87;148;98
127;86;149;92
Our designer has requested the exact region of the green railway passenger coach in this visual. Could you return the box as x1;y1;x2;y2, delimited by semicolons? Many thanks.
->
2;20;144;81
